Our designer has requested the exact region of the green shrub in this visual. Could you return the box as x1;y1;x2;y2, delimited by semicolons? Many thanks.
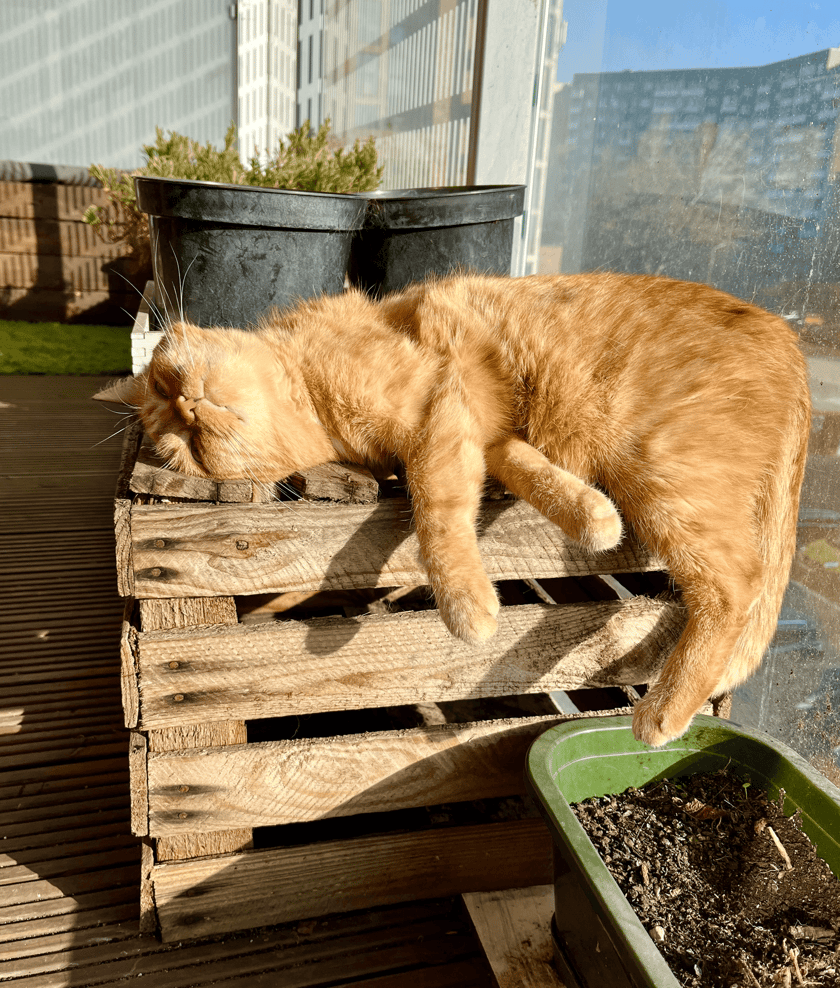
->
83;121;383;267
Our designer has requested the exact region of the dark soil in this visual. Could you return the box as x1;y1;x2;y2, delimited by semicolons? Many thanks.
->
572;770;840;987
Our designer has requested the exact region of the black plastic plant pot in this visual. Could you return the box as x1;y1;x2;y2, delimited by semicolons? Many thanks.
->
349;185;526;296
525;714;840;988
135;176;367;328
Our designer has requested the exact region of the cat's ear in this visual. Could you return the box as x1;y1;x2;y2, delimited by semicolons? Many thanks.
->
92;374;145;407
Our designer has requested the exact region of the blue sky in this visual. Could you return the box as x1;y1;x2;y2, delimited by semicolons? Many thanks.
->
557;0;840;81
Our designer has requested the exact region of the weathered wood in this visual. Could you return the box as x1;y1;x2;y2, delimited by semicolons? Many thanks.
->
128;730;148;836
152;817;553;941
140;598;253;862
129;498;663;599
135;597;683;729
146;714;570;834
463;885;563;988
139;839;156;934
120;602;139;728
138;596;238;631
115;418;144;500
288;461;380;503
113;499;133;598
130;442;219;501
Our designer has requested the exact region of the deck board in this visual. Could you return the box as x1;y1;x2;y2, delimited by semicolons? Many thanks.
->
0;375;499;987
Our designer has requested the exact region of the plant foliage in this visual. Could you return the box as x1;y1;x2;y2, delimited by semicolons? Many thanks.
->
83;121;383;266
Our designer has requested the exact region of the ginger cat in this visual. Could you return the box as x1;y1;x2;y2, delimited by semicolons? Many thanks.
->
97;272;811;746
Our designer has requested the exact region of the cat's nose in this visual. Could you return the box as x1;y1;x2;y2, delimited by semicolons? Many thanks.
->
176;395;200;424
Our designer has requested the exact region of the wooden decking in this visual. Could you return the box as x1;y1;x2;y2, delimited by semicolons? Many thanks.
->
0;376;499;987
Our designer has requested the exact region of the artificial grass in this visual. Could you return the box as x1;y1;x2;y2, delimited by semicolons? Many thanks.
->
0;319;131;375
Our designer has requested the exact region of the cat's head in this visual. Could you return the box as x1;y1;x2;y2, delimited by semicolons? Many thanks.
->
94;321;334;482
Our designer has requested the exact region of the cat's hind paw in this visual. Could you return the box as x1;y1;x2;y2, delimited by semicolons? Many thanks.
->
631;693;694;747
436;582;499;644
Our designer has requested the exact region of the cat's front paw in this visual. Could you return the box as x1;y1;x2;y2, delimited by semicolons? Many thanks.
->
436;581;500;644
631;692;695;747
575;487;623;552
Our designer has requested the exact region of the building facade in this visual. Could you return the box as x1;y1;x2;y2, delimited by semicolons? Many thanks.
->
0;0;236;170
237;0;298;161
543;49;840;303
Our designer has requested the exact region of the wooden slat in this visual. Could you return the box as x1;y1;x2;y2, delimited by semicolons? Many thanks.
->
0;889;138;938
152;817;553;942
0;899;490;988
141;597;253;863
146;714;577;834
134;597;683;729
0;863;139;903
463;886;564;988
127;498;662;599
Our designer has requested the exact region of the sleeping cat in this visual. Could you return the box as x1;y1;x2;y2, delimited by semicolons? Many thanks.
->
96;272;811;746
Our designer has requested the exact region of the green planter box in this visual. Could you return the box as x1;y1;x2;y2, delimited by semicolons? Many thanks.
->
525;714;840;988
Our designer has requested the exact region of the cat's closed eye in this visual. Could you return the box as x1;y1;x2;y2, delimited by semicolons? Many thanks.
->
153;380;170;400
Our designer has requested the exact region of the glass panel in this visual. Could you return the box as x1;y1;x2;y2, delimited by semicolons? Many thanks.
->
323;0;479;188
541;1;840;778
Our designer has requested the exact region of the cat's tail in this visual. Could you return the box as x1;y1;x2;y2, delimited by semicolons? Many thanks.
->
717;372;811;694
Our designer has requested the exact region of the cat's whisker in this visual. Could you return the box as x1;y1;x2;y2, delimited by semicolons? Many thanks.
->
91;423;130;448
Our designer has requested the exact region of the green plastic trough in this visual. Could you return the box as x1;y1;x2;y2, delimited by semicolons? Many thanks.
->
525;714;840;988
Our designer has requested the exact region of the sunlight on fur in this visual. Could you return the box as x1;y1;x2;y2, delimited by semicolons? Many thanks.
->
94;272;811;746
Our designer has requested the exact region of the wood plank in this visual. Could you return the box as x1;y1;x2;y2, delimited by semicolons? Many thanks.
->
152;817;553;941
464;885;564;988
130;442;220;501
146;714;587;834
128;499;662;599
288;461;380;503
140;598;253;862
121;602;139;727
0;886;138;932
134;597;683;728
0;863;138;904
129;731;149;835
0;899;488;987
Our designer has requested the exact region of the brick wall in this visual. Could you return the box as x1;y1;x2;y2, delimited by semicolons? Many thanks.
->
0;180;149;325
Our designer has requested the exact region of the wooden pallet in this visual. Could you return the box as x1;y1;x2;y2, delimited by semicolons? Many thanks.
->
113;402;690;942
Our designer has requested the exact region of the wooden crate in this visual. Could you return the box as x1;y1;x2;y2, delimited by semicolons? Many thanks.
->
113;287;696;939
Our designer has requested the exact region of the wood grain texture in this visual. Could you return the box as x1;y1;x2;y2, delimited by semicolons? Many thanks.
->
128;730;148;836
114;499;134;598
139;839;156;934
463;886;564;988
152;817;553;942
129;498;663;599
130;443;219;501
288;461;380;503
135;597;684;728
146;714;570;834
139;599;253;863
120;601;139;728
